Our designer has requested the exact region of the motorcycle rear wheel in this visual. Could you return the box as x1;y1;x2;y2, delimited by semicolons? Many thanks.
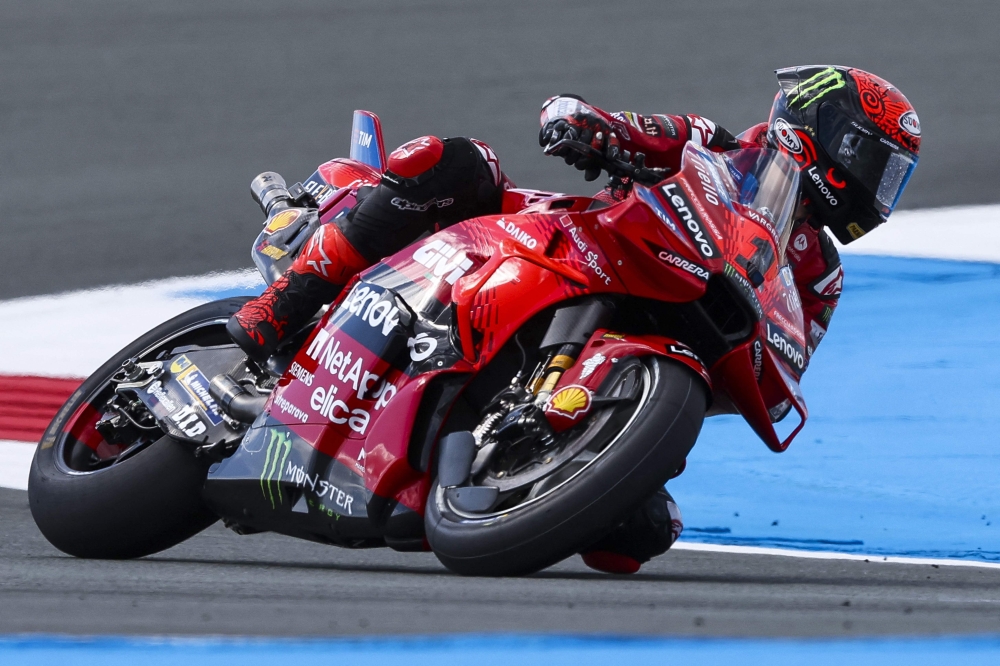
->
424;356;707;576
28;297;250;559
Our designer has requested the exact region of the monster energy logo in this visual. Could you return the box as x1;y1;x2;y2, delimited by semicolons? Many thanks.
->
260;429;292;509
787;67;846;109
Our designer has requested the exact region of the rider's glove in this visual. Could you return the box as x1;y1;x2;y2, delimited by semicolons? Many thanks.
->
539;95;621;181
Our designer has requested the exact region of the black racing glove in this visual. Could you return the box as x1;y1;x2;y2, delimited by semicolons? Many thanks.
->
539;95;622;181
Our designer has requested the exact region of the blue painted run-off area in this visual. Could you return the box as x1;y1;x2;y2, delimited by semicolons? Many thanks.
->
673;255;1000;561
3;634;1000;666
169;255;1000;562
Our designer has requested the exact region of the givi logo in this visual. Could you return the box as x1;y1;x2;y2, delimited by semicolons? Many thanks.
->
412;239;474;284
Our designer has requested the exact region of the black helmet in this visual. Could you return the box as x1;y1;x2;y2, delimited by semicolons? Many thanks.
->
768;66;920;244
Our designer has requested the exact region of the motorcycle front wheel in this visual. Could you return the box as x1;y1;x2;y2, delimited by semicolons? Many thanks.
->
424;356;707;576
28;297;250;559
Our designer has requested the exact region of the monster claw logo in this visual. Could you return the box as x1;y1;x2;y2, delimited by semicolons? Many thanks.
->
260;429;293;509
787;67;846;109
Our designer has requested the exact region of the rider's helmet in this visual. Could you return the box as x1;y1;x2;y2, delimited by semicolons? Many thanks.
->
767;65;920;244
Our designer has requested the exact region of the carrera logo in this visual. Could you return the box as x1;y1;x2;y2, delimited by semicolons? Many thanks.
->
643;239;710;281
899;111;921;137
661;183;719;260
772;118;803;154
412;239;474;285
766;321;805;372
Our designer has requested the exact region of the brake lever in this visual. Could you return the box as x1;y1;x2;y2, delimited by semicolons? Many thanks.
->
545;139;668;187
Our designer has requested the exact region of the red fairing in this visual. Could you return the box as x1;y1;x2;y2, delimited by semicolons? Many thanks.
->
542;331;712;433
387;136;445;178
259;138;815;521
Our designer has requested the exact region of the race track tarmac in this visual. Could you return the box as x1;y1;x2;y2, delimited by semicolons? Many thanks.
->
3;0;1000;298
3;488;999;637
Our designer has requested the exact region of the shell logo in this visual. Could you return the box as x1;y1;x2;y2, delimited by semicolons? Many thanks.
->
264;208;302;235
546;385;592;420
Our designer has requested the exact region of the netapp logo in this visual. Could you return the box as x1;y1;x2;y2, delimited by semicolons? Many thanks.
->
661;183;719;260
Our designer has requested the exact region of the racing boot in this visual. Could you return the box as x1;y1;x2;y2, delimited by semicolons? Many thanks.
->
227;223;370;363
581;487;684;574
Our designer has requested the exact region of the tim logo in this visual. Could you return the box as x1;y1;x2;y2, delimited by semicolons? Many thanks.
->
356;130;373;148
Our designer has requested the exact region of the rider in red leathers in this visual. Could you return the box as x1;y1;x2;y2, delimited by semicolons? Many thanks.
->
228;65;920;574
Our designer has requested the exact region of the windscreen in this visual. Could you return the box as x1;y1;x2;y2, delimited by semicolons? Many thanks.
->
700;146;801;261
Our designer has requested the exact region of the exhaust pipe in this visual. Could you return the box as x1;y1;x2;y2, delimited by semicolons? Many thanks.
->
209;374;267;424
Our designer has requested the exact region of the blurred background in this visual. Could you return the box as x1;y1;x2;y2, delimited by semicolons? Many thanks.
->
2;0;998;298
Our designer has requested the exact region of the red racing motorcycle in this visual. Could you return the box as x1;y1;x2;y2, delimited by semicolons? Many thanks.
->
29;111;808;575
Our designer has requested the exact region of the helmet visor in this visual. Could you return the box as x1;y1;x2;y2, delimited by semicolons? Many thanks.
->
818;103;918;218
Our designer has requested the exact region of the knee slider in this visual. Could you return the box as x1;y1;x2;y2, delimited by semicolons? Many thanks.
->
386;136;445;180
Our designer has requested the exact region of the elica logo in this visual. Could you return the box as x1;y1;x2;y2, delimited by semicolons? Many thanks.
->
412;239;474;285
899;111;921;137
260;429;293;509
806;166;840;207
661;183;718;260
766;322;805;372
772;118;803;154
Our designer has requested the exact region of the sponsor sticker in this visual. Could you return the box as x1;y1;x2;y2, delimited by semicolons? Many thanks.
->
495;217;538;250
412;239;473;285
772;118;803;154
170;355;223;425
545;385;592;420
899;110;921;137
765;321;806;373
723;263;764;319
264;208;302;235
643;239;710;281
579;353;606;379
170;404;207;438
660;183;719;260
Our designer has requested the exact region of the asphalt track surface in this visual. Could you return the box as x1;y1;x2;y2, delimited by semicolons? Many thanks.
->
4;0;1000;640
4;0;1000;299
4;488;1000;637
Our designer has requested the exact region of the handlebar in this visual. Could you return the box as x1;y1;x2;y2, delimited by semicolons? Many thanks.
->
543;139;670;187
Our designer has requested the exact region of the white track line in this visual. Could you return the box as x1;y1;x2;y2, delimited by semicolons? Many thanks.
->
834;203;1000;262
0;440;34;491
672;541;1000;570
0;269;263;378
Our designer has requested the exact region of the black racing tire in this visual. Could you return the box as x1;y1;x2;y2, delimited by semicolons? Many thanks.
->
28;297;251;559
425;356;707;576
